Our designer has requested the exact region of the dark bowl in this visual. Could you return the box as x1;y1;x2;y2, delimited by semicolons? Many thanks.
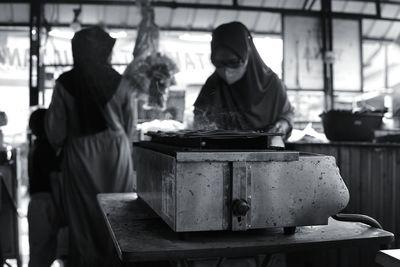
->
320;110;383;142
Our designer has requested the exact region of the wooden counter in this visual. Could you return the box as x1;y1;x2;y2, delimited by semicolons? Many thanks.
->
98;193;393;267
287;141;400;248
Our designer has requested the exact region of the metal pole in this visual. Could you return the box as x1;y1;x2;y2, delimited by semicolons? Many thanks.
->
384;44;388;89
359;18;364;92
321;0;334;110
29;0;42;106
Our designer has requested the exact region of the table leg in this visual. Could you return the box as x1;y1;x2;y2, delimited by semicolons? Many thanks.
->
176;259;190;267
260;254;272;267
0;240;3;266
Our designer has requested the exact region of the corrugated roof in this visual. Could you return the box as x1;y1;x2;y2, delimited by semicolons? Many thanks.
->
0;0;399;40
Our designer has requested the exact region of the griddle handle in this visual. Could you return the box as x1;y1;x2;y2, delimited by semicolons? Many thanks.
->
332;213;383;229
332;213;391;249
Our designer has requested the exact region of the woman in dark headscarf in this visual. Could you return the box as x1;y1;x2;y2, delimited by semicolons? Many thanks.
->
194;21;294;139
45;26;134;267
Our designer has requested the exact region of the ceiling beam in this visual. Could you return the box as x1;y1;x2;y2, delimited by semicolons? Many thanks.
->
364;36;398;42
3;1;400;23
375;0;381;18
39;1;400;22
43;22;283;35
333;0;400;5
41;0;319;16
5;0;400;8
0;22;30;27
0;22;396;42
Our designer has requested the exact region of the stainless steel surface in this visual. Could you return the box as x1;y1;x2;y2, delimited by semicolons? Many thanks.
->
146;130;281;137
175;151;299;162
134;144;349;232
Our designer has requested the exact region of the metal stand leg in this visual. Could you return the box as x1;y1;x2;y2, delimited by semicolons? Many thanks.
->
216;257;226;267
260;255;272;267
176;259;190;267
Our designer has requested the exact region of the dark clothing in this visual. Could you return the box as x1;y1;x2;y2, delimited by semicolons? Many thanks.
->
28;108;65;267
71;26;115;67
28;193;58;267
56;26;122;137
194;22;294;135
28;138;58;195
194;72;293;132
46;26;133;267
210;21;250;65
57;68;121;136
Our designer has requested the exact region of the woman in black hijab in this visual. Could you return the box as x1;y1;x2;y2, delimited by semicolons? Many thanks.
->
45;27;134;267
194;21;294;139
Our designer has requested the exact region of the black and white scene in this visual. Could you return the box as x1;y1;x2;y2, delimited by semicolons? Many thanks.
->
0;0;400;266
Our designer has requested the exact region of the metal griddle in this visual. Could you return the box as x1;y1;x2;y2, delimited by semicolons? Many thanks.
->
134;130;350;233
146;130;283;150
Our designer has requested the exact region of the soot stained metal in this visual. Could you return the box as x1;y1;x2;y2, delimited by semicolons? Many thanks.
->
134;130;349;233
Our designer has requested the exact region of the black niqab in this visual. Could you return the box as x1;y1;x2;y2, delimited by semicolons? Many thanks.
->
57;26;121;136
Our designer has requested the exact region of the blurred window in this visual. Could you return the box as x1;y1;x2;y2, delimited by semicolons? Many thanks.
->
0;27;30;145
363;41;386;92
287;91;324;125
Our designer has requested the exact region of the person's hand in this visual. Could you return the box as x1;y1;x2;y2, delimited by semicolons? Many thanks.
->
268;120;290;135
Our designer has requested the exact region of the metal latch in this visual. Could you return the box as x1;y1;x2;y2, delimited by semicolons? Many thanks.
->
232;162;252;231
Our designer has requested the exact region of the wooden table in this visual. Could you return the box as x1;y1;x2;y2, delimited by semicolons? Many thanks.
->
98;193;394;267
